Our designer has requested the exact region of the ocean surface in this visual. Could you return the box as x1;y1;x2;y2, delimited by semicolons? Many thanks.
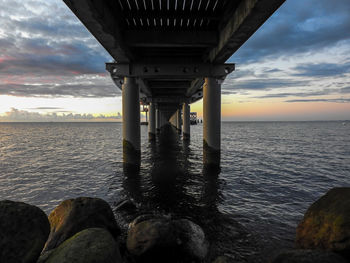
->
0;121;349;261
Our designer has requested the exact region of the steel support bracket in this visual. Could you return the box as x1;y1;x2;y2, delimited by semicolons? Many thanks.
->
106;63;235;79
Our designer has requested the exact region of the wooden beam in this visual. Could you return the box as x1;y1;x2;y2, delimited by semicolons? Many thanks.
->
207;0;285;63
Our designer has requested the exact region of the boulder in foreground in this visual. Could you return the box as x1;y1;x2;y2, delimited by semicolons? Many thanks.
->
0;200;50;263
38;228;122;263
44;197;120;251
296;187;350;257
127;216;208;262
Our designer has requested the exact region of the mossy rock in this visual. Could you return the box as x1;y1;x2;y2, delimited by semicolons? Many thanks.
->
39;228;122;263
44;197;120;251
296;187;350;257
0;200;50;263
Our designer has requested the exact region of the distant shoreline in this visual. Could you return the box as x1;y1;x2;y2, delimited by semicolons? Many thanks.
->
0;120;348;124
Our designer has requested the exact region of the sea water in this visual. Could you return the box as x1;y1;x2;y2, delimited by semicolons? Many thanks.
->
0;121;349;261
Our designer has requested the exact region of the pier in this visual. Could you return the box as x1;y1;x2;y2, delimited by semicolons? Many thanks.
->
63;0;285;168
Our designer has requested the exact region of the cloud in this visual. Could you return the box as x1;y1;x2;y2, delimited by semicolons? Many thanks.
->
230;0;350;63
0;0;115;98
0;75;120;97
293;62;350;78
254;90;334;99
340;87;350;94
222;77;309;94
285;98;350;103
0;108;122;121
27;107;64;110
0;41;109;76
0;0;349;106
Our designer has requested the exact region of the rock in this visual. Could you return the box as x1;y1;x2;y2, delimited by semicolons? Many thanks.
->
174;219;209;260
128;214;167;228
212;255;231;263
38;228;122;263
127;216;208;262
44;197;120;251
296;187;350;257
269;249;347;263
114;199;137;213
127;217;174;257
0;200;50;263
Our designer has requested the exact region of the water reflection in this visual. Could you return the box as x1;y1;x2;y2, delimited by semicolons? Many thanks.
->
122;163;142;203
202;165;221;211
121;124;261;261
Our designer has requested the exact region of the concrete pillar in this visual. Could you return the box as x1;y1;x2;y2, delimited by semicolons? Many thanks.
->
148;102;156;140
183;102;190;140
176;109;182;133
203;77;221;167
122;77;140;166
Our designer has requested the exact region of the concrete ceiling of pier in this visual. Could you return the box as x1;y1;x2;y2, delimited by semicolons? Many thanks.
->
63;0;285;106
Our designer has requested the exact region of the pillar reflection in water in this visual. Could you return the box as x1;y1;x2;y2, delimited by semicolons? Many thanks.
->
122;124;222;216
120;125;258;261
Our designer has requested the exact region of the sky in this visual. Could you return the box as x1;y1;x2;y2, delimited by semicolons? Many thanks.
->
0;0;349;122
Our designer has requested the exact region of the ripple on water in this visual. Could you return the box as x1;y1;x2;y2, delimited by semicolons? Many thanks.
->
0;121;349;261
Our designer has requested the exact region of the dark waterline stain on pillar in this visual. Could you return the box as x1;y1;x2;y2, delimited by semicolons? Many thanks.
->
203;140;221;169
122;139;141;169
148;132;156;141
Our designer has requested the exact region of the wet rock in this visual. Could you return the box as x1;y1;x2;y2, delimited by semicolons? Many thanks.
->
269;249;348;263
174;219;209;260
129;213;167;227
0;200;50;263
127;216;208;262
113;199;140;231
212;255;231;263
114;199;137;213
127;217;174;257
38;228;122;263
296;187;350;257
44;197;120;251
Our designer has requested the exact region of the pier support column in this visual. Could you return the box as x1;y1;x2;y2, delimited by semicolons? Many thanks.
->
122;77;140;167
203;77;221;167
183;102;190;140
176;109;182;133
148;102;156;140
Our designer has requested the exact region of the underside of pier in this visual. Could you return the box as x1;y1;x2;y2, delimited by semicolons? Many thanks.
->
63;0;285;167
